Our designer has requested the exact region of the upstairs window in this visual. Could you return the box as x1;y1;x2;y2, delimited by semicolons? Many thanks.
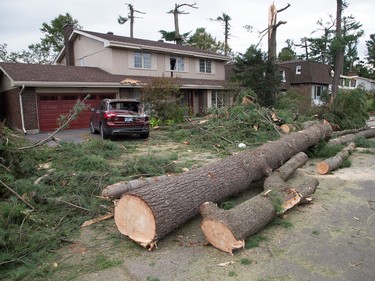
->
170;56;185;71
134;52;152;69
199;59;211;73
295;65;302;75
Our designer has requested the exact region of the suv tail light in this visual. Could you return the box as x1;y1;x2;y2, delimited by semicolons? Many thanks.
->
103;112;116;119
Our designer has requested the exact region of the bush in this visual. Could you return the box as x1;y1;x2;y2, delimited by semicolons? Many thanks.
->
275;90;313;116
318;88;369;129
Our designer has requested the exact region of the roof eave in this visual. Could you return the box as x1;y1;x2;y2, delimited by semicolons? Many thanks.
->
107;41;229;61
12;81;140;88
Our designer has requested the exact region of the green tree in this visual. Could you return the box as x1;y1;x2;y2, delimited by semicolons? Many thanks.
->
40;13;80;54
278;39;297;61
1;13;80;64
187;28;226;54
366;34;375;70
233;45;281;106
210;13;232;56
306;15;336;64
160;3;198;45
0;43;8;62
141;77;185;124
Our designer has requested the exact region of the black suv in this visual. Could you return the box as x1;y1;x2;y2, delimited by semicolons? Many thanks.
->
89;99;149;139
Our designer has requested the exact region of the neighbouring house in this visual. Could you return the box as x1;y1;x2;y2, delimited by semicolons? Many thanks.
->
277;60;333;105
339;74;375;91
0;24;229;132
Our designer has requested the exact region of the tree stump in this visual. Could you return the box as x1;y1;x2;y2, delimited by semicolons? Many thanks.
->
114;123;331;249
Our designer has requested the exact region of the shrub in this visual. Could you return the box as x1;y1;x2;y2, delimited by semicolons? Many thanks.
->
319;88;369;129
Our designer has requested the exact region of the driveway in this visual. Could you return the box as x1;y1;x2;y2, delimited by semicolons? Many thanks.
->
25;128;95;146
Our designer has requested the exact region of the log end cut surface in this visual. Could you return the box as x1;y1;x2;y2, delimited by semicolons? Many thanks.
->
316;161;330;175
115;195;156;247
201;219;244;255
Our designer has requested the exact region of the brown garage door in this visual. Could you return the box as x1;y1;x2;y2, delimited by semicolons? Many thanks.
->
38;93;116;131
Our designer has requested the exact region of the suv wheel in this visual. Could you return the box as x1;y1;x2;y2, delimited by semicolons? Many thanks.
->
140;132;149;139
90;120;98;134
100;123;110;140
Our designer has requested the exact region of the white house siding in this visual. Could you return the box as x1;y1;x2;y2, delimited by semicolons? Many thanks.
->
73;36;113;71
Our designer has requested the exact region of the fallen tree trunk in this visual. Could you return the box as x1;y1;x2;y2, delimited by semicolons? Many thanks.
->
332;127;368;137
102;175;168;199
280;124;298;134
200;152;317;254
328;128;375;145
316;141;355;175
114;123;332;249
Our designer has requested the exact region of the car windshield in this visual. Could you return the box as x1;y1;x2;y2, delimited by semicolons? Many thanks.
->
109;102;139;112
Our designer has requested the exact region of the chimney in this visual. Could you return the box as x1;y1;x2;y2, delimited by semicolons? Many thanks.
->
63;24;75;66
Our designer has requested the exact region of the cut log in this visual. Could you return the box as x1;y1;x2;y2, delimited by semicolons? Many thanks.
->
200;152;317;254
333;127;369;137
114;123;332;249
316;141;355;175
280;124;297;134
328;128;375;145
102;175;169;199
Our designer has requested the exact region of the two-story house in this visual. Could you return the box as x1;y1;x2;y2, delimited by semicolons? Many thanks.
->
278;60;333;105
0;24;229;132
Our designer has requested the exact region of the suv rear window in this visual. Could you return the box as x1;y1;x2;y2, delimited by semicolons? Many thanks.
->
109;102;139;112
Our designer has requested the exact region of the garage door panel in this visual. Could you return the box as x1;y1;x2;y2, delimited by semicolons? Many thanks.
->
38;93;115;131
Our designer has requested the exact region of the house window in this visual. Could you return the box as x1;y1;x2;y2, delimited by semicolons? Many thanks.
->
350;79;356;87
313;85;327;100
134;52;152;69
280;70;286;82
295;65;302;75
211;91;225;107
199;59;211;73
170;56;184;71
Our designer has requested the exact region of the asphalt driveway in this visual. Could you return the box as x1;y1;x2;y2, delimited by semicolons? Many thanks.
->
25;128;95;146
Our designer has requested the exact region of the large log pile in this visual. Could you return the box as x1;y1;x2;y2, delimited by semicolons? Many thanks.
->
200;152;318;254
114;123;332;249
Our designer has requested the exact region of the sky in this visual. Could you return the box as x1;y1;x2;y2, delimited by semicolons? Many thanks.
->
0;0;374;59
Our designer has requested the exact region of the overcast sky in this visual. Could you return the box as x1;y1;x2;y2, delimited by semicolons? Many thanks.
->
0;0;374;59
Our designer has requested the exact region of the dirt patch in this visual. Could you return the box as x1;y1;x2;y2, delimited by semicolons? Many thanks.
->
49;132;375;281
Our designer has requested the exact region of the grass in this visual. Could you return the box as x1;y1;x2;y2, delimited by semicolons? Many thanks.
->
0;130;189;280
271;217;293;229
245;235;268;249
228;271;237;277
240;258;252;265
312;229;320;236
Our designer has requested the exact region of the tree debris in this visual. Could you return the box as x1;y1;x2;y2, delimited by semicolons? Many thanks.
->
200;152;317;254
316;142;355;175
328;128;375;145
114;123;331;249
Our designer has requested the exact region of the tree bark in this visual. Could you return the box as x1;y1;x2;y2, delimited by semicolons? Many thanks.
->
200;152;318;254
331;0;344;102
114;123;332;249
328;128;375;145
317;141;355;175
102;175;168;199
280;124;297;134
